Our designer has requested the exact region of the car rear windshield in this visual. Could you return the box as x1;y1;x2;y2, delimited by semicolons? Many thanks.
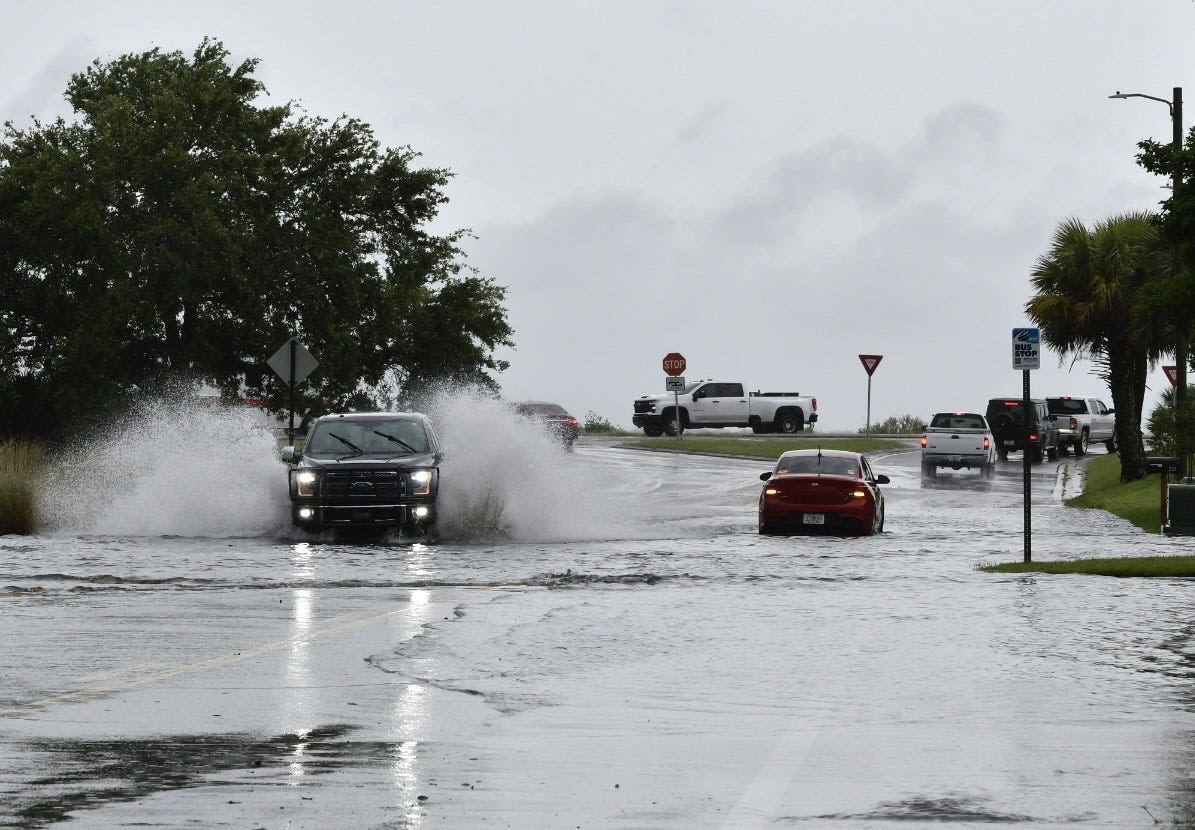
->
775;456;860;477
930;413;986;430
304;418;430;457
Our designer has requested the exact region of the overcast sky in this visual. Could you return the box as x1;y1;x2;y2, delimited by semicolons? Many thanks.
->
3;1;1192;431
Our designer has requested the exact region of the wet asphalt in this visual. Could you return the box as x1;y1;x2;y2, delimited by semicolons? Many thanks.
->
3;438;1194;829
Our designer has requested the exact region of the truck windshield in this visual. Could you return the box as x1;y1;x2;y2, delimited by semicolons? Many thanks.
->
304;419;430;457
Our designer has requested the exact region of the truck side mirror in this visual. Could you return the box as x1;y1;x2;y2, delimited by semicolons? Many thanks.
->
759;472;772;481
280;446;297;463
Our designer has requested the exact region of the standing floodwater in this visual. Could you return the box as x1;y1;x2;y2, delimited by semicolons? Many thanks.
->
3;428;1195;828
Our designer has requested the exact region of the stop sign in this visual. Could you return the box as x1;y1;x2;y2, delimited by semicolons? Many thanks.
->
662;352;687;377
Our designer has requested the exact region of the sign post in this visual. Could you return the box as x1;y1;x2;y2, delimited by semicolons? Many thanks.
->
858;354;883;434
268;338;319;442
1012;328;1040;562
662;352;687;441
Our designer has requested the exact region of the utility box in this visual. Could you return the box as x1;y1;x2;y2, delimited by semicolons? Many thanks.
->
1165;484;1195;536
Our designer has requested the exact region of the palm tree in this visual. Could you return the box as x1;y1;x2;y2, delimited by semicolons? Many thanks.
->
1026;212;1172;481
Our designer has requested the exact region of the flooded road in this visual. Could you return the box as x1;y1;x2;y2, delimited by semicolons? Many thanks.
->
3;429;1195;828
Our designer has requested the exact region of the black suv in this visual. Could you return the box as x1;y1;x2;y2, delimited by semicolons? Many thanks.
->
984;397;1059;462
281;411;441;537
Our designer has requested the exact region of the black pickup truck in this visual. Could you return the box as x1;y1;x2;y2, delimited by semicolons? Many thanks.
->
281;411;441;537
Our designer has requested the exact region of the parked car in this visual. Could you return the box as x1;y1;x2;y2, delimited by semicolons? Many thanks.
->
513;401;579;448
984;397;1059;462
280;411;441;537
757;449;889;536
1045;396;1116;455
920;412;997;477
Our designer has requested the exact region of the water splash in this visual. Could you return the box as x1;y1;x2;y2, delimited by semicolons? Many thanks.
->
426;388;647;543
33;387;653;542
36;399;289;537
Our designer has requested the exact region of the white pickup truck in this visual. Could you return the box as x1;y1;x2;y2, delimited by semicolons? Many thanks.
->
1045;396;1116;455
632;380;818;437
920;412;997;477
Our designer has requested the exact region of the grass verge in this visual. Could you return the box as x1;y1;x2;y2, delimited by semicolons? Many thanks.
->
983;454;1183;576
0;439;46;535
1064;454;1161;533
982;556;1195;577
620;436;906;460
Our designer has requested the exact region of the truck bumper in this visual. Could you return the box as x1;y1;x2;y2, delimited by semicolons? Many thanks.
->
923;453;988;469
291;499;436;530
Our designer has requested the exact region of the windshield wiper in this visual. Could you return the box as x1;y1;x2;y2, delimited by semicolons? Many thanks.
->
328;432;363;457
372;429;418;453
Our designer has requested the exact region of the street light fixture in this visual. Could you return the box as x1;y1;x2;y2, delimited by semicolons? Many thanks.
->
1108;87;1187;413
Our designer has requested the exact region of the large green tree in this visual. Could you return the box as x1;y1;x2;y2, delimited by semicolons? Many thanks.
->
1026;213;1172;481
0;38;512;439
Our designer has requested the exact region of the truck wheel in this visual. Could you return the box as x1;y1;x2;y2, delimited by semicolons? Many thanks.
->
1105;436;1117;453
1033;447;1044;463
643;423;664;437
776;412;804;434
663;412;684;437
1074;431;1088;456
751;424;773;435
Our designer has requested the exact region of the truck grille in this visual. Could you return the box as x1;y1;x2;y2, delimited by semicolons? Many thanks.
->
321;469;403;499
634;400;656;414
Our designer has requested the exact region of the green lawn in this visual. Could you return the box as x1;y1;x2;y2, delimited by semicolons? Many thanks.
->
983;556;1195;577
1064;454;1163;533
620;435;906;460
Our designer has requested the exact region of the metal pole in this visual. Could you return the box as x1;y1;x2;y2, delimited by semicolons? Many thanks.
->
288;339;297;444
1022;369;1032;563
1174;88;1186;412
866;375;872;435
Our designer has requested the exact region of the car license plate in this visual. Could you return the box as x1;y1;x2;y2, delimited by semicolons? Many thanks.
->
1003;440;1016;447
803;514;825;525
946;455;962;462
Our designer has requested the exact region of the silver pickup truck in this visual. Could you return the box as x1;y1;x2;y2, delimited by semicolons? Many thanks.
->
1045;396;1116;456
920;412;997;477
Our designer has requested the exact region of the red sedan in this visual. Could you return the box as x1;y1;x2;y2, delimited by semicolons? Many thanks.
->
758;449;889;536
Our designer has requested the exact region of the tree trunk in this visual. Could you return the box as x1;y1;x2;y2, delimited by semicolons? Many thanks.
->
1108;345;1147;481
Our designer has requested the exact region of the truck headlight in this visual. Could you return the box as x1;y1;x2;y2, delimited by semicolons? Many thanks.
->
407;469;435;496
293;470;319;497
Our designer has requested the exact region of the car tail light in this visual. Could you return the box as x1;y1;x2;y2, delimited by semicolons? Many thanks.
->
1069;416;1078;430
919;435;928;448
568;417;578;427
1029;433;1038;443
983;436;991;449
812;397;818;412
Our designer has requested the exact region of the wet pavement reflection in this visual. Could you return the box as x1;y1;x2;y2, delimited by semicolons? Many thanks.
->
2;439;1195;828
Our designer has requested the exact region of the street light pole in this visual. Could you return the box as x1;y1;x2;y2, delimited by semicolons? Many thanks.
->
1109;87;1187;412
